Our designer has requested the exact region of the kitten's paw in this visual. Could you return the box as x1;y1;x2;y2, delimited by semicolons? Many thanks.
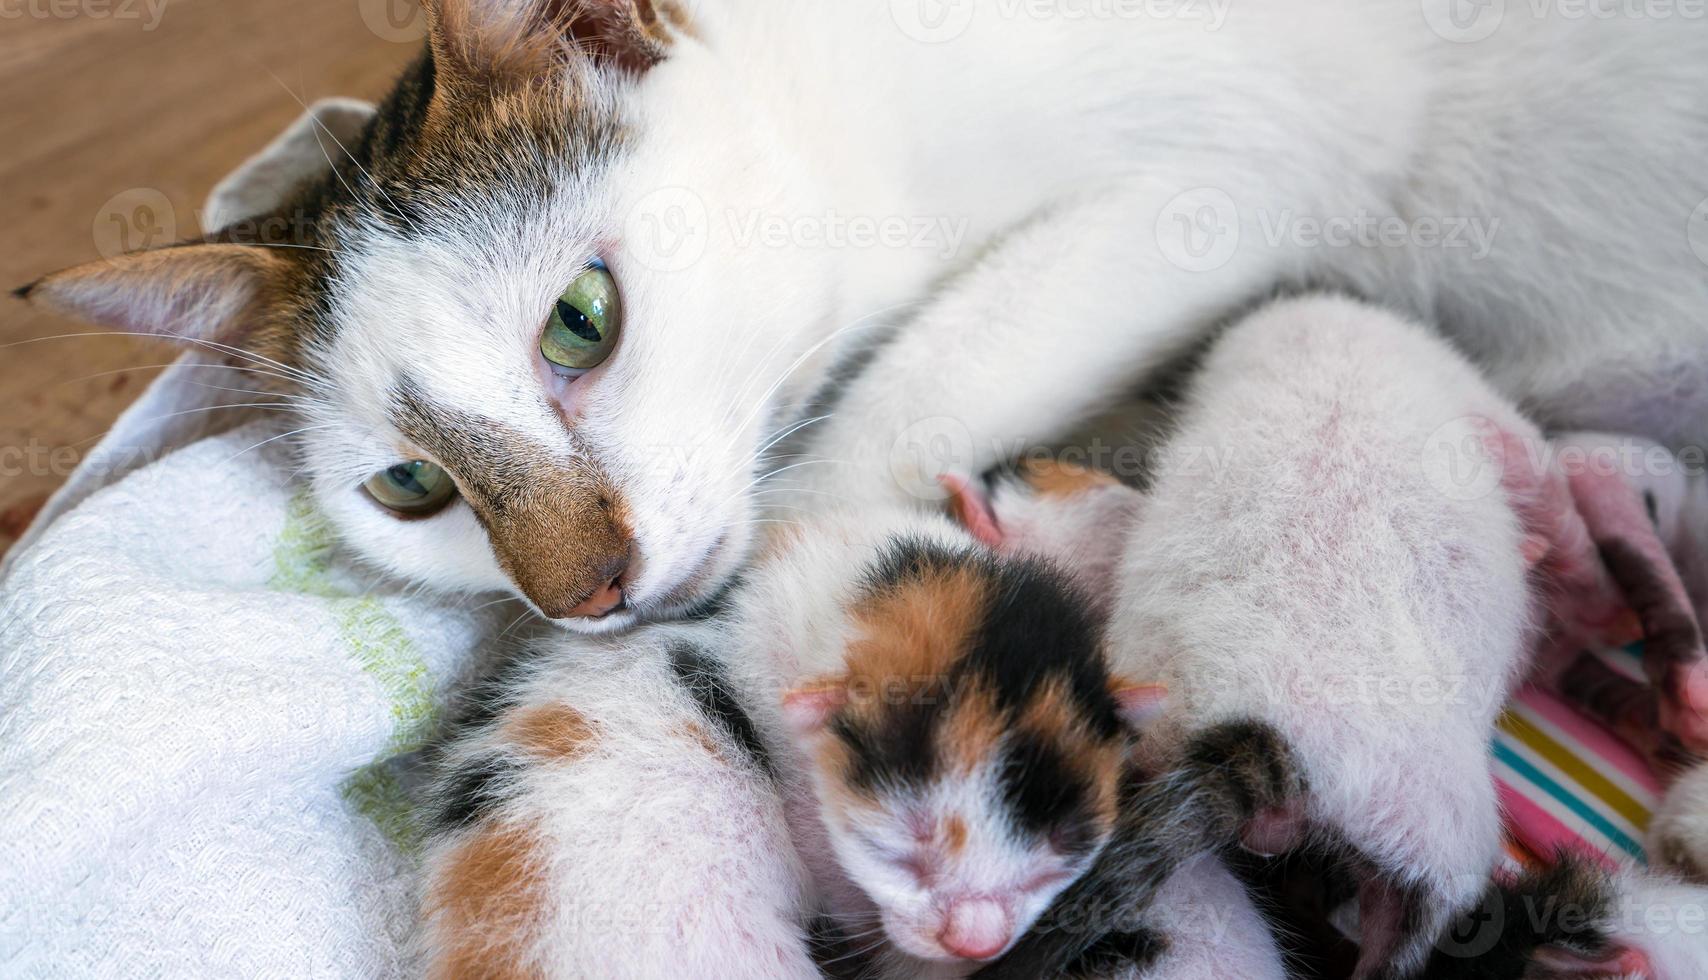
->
1179;720;1308;841
1648;760;1708;884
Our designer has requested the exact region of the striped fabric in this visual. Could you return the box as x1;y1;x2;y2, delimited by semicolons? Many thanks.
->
1495;644;1662;871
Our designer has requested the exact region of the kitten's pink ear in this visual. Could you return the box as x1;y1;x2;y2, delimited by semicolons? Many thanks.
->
942;474;1004;548
1110;682;1169;728
782;683;849;735
428;0;680;85
17;244;293;351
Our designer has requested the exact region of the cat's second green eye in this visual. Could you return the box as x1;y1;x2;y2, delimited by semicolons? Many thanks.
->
364;461;457;517
540;261;620;372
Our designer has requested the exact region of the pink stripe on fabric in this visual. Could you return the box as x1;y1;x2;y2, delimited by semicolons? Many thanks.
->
1497;778;1621;871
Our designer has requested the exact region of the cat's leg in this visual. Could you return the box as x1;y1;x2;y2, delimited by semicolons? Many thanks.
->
418;637;817;980
800;183;1284;509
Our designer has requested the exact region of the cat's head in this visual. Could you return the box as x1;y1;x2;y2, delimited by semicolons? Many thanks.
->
19;0;840;631
779;535;1164;965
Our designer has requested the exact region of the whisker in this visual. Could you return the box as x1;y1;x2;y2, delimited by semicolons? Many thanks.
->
221;423;340;463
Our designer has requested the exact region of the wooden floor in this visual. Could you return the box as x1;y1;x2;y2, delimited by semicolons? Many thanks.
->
0;0;417;557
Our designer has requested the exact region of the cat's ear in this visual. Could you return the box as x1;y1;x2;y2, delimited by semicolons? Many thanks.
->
1109;681;1169;728
16;243;294;352
782;681;849;735
427;0;680;87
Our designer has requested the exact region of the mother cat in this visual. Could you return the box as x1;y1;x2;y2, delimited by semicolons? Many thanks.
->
20;0;1708;629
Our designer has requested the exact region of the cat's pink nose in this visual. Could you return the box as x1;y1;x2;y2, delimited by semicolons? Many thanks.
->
565;577;624;619
938;897;1012;961
558;549;630;620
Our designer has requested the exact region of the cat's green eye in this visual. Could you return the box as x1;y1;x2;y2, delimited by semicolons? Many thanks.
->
540;261;621;372
364;460;458;517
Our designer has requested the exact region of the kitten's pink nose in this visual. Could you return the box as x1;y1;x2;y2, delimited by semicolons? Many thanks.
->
938;898;1012;961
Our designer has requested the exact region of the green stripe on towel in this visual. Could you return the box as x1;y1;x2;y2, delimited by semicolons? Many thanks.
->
270;491;436;856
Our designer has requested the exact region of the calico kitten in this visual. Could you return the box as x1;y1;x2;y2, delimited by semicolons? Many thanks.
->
970;294;1703;979
18;0;1708;636
420;504;1296;976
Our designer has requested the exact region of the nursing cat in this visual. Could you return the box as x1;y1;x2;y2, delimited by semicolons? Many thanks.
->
18;0;1708;636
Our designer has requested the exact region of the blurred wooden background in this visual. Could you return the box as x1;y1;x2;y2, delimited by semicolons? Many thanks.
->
0;0;419;557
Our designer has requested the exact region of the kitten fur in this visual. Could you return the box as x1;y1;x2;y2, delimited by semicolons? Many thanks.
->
417;625;819;979
18;0;1708;632
421;505;1187;976
979;294;1625;979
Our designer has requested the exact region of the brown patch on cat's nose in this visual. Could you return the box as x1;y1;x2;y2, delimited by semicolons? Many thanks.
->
521;537;632;621
462;474;636;621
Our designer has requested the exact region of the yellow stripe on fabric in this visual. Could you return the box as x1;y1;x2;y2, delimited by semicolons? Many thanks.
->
269;491;434;856
1508;701;1656;808
1497;710;1650;832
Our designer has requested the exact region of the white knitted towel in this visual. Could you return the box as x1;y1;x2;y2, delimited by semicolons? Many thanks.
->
0;102;512;978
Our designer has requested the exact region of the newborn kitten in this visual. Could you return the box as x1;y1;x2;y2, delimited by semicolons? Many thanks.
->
418;506;1284;976
969;294;1700;979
